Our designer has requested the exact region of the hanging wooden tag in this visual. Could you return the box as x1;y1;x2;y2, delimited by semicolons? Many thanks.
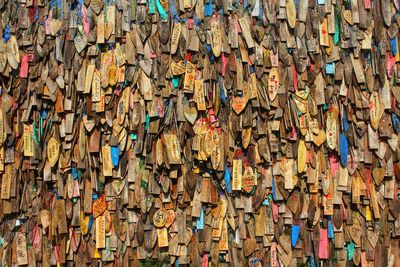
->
238;17;255;49
84;64;95;94
171;23;182;54
55;199;68;234
157;228;169;247
232;159;242;191
171;60;186;76
23;124;34;157
195;80;206;111
326;109;338;150
369;182;380;219
153;208;167;228
184;62;195;93
286;0;296;28
232;96;248;114
242;166;255;193
108;61;118;86
1;164;11;199
0;146;3;173
97;13;105;44
165;210;175;228
102;145;113;177
211;143;221;170
219;219;229;251
319;18;329;46
268;67;279;101
95;215;106;248
369;91;383;130
139;70;153;101
297;139;306;173
351;55;366;83
0;109;3;148
101;51;112;88
16;232;28;265
211;18;222;57
164;134;182;164
93;196;107;218
47;136;60;168
91;69;101;102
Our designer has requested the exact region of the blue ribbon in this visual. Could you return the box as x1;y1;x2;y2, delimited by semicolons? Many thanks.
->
72;168;79;179
196;207;204;229
271;177;277;201
391;37;397;56
392;113;400;133
193;14;202;26
218;76;227;104
224;165;231;193
291;224;300;247
310;255;316;267
339;133;348;166
3;25;10;42
169;0;180;22
88;215;94;231
206;44;215;61
205;0;213;16
328;218;334;239
343;109;349;133
249;65;255;74
111;145;120;167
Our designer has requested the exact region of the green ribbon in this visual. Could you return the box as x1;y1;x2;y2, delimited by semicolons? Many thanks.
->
172;76;180;88
148;0;156;14
334;8;340;45
145;114;150;131
156;0;167;20
347;242;355;261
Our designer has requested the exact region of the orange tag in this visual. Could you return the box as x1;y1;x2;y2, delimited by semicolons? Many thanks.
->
218;219;228;251
232;96;247;114
165;210;175;228
93;196;107;218
242;166;255;193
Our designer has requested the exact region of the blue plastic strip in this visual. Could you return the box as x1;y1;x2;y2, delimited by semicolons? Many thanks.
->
224;165;231;193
